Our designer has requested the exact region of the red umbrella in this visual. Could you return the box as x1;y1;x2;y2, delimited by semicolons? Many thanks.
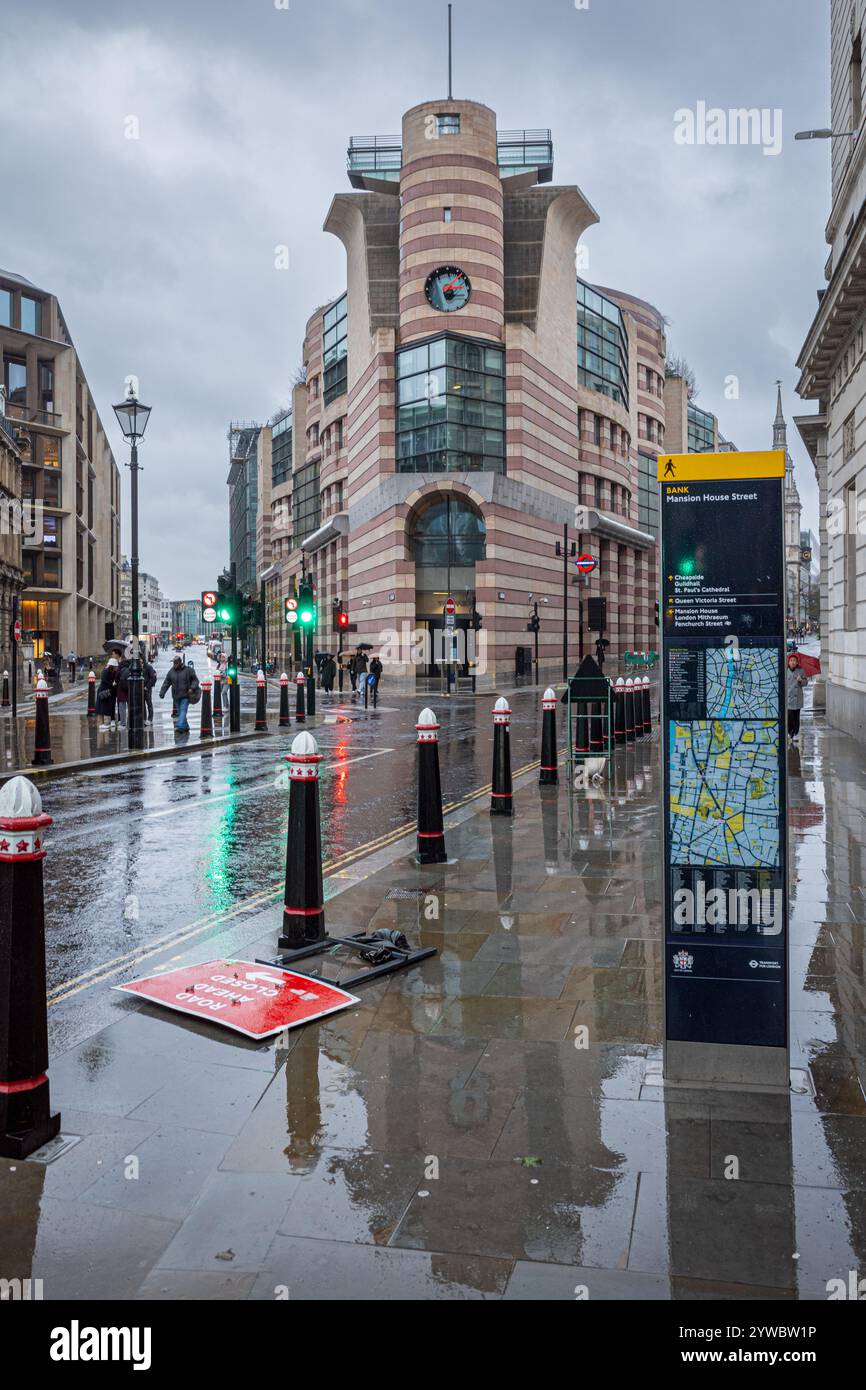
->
791;652;821;677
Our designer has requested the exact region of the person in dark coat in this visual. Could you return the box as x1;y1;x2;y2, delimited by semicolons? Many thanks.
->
97;656;120;729
321;654;337;693
369;656;383;688
159;656;199;733
143;657;157;724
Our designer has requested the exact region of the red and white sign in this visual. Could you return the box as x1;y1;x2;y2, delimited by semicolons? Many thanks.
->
11;618;21;643
113;958;359;1040
202;591;217;608
444;597;456;616
575;553;597;574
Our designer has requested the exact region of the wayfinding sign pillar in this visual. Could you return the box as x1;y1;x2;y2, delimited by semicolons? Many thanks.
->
657;449;788;1088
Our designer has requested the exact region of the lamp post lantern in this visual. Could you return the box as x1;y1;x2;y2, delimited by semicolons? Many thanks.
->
113;380;152;751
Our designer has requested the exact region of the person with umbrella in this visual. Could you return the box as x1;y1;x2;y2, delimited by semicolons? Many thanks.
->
97;639;125;729
786;653;809;743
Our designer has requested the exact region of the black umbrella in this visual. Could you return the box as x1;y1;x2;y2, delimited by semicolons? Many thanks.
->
103;639;126;655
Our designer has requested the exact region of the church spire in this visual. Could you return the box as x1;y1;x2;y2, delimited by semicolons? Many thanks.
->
773;380;787;451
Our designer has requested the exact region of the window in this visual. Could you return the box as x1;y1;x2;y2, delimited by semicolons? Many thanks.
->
42;553;61;587
396;334;505;474
844;409;856;461
271;412;292;488
42;516;59;548
410;496;486;569
593;414;601;445
443;207;452;223
323;293;348;405
845;480;858;629
853;31;862;131
335;417;344;449
39;362;54;415
20;297;41;336
437;114;460;135
0;289;10;327
688;402;715;453
4;356;26;404
292;461;321;545
595;476;602;507
577;279;629;407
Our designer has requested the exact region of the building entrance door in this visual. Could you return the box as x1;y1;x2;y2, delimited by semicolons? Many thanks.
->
420;618;470;679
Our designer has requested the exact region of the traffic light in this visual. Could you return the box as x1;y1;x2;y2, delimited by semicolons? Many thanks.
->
472;608;482;631
333;600;350;634
215;594;239;626
298;576;316;628
526;602;540;634
227;658;238;682
201;591;218;625
654;599;660;627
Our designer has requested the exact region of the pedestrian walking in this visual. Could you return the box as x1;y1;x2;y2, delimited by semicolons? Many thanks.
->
350;647;368;698
159;656;200;734
786;654;809;742
115;657;131;729
143;656;157;725
321;654;337;694
369;655;383;689
97;656;120;730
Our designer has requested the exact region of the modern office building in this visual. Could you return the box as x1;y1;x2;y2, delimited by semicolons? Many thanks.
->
119;557;162;646
0;269;121;662
796;0;866;734
170;600;204;642
254;97;735;686
227;422;260;600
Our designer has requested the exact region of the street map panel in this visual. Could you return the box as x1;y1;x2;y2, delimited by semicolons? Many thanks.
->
669;719;780;868
705;647;779;720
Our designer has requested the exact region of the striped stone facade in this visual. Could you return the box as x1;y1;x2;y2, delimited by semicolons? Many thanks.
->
267;97;679;688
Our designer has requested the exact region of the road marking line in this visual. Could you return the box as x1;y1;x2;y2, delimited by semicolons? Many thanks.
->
47;758;539;1005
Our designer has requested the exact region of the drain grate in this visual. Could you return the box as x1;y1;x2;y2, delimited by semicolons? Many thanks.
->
385;888;427;901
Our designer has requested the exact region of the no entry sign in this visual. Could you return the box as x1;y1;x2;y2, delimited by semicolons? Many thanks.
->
114;958;359;1039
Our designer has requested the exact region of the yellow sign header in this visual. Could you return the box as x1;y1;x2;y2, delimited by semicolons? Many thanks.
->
656;450;785;482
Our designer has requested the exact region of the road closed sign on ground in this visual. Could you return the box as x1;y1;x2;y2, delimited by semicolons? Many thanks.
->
114;958;359;1039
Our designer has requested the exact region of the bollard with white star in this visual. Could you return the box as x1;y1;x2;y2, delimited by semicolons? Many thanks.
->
86;668;97;718
539;687;558;786
279;672;291;728
295;670;306;723
0;776;60;1157
278;731;324;950
31;676;52;767
490;696;513;816
255;669;268;732
416;707;446;864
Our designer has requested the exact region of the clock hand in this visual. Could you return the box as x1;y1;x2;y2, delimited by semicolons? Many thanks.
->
443;276;463;293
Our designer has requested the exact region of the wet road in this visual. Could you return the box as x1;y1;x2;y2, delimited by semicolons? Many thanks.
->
38;648;547;1005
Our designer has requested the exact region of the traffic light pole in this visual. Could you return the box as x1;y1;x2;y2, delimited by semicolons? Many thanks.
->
230;561;240;732
306;627;315;716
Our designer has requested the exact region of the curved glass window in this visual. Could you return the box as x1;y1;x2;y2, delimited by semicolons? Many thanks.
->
577;280;628;408
396;335;505;474
410;497;486;568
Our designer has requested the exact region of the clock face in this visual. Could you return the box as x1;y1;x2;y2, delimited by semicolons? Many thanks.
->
425;265;471;312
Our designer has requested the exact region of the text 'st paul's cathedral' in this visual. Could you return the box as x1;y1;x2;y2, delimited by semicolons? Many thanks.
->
253;93;732;687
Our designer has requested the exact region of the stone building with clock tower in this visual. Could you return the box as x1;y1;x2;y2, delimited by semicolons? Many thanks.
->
263;95;723;687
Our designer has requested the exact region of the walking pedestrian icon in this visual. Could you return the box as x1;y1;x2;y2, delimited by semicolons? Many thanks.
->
663;458;676;478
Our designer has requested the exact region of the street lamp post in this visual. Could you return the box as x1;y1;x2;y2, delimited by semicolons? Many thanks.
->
113;381;152;751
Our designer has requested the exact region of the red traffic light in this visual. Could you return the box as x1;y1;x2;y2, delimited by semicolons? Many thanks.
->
337;611;349;629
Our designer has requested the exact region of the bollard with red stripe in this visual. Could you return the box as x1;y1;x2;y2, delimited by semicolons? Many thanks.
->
31;676;52;767
624;676;636;743
255;668;268;731
539;687;558;786
613;677;626;745
86;668;97;717
279;672;291;728
212;671;223;719
490;696;513;816
295;670;306;723
200;680;213;739
416;707;447;864
1;671;8;708
642;675;652;734
0;776;61;1157
277;731;325;950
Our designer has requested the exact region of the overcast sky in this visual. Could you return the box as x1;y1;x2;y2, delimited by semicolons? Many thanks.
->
0;0;829;596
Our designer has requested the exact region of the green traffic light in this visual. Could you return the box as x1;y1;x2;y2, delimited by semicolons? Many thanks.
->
299;608;314;625
217;606;232;622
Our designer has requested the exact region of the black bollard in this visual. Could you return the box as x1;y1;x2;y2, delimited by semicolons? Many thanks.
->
0;776;61;1157
1;671;8;708
642;676;653;734
255;668;268;731
416;706;446;864
624;677;636;743
279;672;291;728
539;686;558;786
490;697;513;816
86;669;97;717
212;672;223;719
613;677;626;745
295;671;306;723
200;680;213;738
31;676;52;766
277;731;325;950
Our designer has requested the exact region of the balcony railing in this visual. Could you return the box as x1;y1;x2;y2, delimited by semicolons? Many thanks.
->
5;402;63;429
347;129;554;186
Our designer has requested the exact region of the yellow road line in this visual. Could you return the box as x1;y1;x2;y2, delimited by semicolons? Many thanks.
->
48;757;539;1006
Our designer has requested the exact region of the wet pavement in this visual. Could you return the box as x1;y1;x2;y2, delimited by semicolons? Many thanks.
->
2;671;866;1301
